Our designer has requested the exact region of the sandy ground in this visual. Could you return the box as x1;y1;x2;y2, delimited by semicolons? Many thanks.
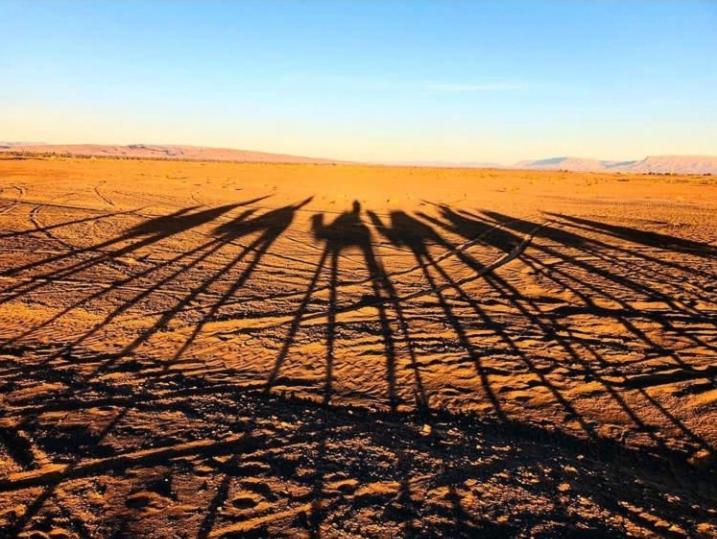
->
0;156;716;537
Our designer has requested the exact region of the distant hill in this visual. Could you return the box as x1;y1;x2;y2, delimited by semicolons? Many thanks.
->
515;155;717;174
2;143;715;174
391;154;717;174
0;143;336;164
514;157;612;172
620;155;717;174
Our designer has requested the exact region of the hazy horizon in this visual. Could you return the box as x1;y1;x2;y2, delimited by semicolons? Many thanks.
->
2;0;716;163
4;141;717;169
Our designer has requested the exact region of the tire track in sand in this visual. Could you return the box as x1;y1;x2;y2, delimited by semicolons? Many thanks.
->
0;185;26;215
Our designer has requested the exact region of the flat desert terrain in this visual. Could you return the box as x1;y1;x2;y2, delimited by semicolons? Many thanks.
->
0;156;716;537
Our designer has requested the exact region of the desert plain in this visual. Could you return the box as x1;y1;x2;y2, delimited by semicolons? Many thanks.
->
0;155;716;537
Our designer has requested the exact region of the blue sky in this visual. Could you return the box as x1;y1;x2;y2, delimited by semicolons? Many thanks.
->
1;1;716;163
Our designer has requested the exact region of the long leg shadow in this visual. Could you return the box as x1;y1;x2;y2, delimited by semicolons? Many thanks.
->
1;206;198;279
476;209;717;358
0;206;217;305
0;196;272;306
479;209;710;319
266;201;400;412
546;212;717;258
422;204;713;453
545;213;717;283
0;207;262;372
370;210;516;423
0;198;278;350
424;204;715;358
484;211;716;451
7;198;310;532
0;211;255;352
313;201;400;411
171;197;313;361
264;248;330;392
367;237;429;414
65;200;309;380
0;207;137;239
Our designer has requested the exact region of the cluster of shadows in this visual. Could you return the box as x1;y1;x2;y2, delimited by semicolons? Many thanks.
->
0;195;315;535
415;205;717;450
0;196;716;537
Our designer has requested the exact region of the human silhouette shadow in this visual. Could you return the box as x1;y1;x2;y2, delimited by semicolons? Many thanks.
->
0;200;269;307
3;199;310;532
546;212;717;258
170;197;314;361
266;201;400;412
54;199;308;373
424;205;713;452
369;210;511;421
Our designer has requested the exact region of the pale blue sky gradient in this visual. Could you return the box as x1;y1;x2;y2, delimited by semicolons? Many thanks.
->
2;1;716;163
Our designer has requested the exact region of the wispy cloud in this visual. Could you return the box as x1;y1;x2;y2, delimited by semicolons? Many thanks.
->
426;82;522;93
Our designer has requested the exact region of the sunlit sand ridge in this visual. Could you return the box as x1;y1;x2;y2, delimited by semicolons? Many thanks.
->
0;156;716;537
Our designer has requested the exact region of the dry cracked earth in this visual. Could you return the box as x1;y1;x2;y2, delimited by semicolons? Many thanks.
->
0;157;716;538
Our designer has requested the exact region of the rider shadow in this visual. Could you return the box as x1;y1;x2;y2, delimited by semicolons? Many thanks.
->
546;212;717;259
426;205;714;452
368;210;506;421
0;200;269;307
171;197;315;361
312;201;399;410
2;198;315;537
266;201;402;412
0;203;248;348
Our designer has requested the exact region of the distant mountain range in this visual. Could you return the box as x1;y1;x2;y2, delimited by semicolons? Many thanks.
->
514;155;717;174
382;155;717;174
1;143;715;174
0;143;334;164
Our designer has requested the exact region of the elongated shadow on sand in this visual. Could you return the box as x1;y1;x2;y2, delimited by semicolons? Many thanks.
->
0;207;137;239
480;209;714;317
0;196;272;307
547;212;717;258
424;203;716;357
476;209;717;354
369;210;505;421
3;193;716;535
171;197;313;362
421;204;713;453
544;212;717;300
4;197;313;533
266;201;405;413
0;197;279;345
31;198;307;380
